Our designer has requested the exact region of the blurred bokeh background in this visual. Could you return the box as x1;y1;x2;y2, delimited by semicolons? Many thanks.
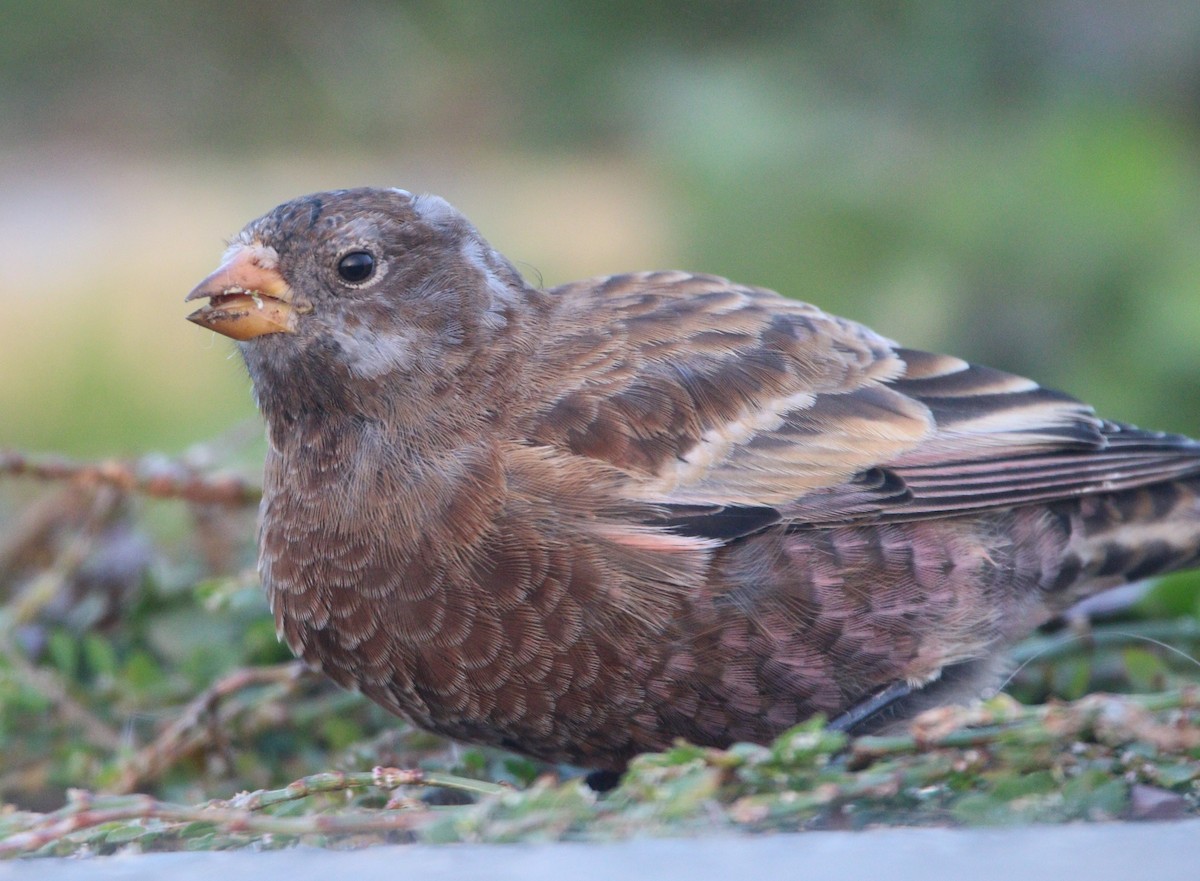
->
4;1;1200;456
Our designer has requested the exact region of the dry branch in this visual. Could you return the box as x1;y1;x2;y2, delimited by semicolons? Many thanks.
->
0;450;261;506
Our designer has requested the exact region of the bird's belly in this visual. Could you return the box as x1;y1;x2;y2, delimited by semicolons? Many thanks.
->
263;504;1083;768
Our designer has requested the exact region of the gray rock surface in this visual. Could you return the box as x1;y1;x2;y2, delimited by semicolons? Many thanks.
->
3;820;1198;881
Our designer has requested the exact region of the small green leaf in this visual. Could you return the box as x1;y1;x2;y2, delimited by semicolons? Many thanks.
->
82;633;119;678
120;649;164;692
1148;762;1200;788
103;821;152;844
1121;648;1167;691
501;756;541;787
1139;572;1200;619
1051;657;1092;700
46;629;79;678
769;716;846;767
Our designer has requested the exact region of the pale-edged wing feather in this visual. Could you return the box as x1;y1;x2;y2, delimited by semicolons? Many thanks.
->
528;272;1200;533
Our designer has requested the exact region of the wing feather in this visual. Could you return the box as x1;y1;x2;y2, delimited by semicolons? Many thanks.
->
523;272;1200;530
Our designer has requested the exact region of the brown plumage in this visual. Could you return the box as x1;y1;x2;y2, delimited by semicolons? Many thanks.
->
186;187;1200;777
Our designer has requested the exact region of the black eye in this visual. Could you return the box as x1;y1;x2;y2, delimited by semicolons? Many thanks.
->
337;251;376;284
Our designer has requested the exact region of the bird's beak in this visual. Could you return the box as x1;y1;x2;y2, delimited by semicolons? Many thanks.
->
185;244;298;341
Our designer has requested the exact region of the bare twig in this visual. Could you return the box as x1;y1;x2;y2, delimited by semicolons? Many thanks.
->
0;450;261;506
0;767;506;857
223;766;507;811
847;688;1200;763
1010;618;1200;666
111;662;311;794
0;792;420;857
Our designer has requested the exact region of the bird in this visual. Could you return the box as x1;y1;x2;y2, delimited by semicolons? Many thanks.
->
186;187;1200;784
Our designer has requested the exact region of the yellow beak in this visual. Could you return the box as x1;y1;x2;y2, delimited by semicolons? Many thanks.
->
185;245;297;341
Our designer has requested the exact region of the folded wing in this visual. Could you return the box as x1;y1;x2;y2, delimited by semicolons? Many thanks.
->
525;272;1200;533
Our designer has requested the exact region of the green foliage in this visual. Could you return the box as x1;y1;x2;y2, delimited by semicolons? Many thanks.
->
1140;570;1200;621
419;692;1198;846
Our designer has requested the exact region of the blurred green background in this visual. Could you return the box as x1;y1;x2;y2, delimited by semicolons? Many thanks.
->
3;0;1200;454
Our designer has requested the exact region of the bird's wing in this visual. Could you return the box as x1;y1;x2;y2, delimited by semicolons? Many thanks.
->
524;272;1200;531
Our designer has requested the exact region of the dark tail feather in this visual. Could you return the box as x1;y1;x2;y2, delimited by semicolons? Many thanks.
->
1053;477;1200;609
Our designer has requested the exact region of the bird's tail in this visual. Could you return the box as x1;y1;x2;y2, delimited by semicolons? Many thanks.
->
1053;476;1200;610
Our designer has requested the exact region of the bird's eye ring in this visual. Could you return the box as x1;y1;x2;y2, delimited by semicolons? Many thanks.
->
337;251;376;284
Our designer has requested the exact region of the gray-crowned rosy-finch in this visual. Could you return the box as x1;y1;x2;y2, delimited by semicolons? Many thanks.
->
187;187;1200;780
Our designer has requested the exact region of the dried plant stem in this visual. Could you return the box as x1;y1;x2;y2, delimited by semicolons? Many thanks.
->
1010;618;1200;665
224;766;508;811
848;687;1200;763
1;767;506;857
0;450;262;506
111;662;311;794
0;793;415;857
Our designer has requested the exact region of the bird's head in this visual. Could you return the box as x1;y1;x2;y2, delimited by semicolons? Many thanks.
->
186;188;529;416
